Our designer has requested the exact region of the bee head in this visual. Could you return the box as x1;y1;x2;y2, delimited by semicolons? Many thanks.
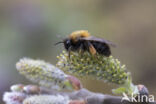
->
63;38;72;50
54;38;72;51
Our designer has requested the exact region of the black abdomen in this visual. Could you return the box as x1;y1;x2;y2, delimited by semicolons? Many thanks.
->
64;39;111;56
90;41;111;56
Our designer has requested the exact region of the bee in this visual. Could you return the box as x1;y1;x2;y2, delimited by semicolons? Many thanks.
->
55;30;116;57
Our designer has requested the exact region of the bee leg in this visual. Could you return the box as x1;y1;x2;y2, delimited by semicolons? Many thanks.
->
79;44;84;54
79;44;85;58
68;47;72;59
86;41;96;55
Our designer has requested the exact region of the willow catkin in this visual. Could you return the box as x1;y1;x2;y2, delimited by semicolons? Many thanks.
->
56;51;139;95
57;51;128;85
16;58;77;91
23;95;70;104
3;92;27;104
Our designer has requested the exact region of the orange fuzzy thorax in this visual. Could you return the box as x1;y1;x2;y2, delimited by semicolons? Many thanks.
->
69;30;90;42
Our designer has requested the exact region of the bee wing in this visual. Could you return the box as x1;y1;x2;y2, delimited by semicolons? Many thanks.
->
81;36;116;47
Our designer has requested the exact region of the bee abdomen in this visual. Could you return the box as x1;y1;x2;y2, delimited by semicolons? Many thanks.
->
91;42;111;56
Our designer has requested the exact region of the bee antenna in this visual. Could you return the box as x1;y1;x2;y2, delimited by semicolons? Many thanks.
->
54;41;64;45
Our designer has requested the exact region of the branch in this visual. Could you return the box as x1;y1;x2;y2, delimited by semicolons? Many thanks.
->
39;84;155;104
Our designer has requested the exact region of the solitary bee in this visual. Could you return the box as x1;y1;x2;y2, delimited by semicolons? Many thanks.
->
55;30;116;57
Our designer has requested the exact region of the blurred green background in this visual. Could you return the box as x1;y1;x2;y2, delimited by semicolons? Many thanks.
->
0;0;156;103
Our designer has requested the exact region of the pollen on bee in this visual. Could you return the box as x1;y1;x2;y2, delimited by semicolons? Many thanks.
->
69;30;90;41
